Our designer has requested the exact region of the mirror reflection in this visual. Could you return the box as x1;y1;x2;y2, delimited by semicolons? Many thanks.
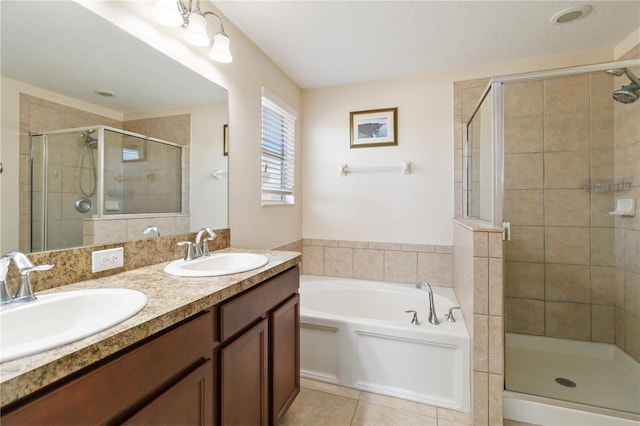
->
0;1;229;254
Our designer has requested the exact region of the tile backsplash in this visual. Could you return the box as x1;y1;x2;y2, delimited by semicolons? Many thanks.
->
301;239;453;287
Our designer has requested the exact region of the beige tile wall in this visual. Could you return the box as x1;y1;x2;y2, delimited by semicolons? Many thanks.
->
453;220;504;426
612;59;640;362
83;214;190;245
503;72;619;346
301;239;453;287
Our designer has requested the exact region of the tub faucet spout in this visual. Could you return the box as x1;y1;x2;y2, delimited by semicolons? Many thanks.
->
417;281;439;325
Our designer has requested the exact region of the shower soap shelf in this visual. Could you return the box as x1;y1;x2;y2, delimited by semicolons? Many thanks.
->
608;199;636;217
583;181;631;192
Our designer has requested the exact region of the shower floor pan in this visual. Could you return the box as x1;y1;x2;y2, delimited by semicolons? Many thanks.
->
505;333;640;415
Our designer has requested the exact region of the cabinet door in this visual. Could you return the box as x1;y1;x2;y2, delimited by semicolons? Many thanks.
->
220;318;269;426
271;294;300;425
124;359;214;426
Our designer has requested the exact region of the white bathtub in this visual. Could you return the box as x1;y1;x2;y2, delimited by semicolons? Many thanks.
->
299;275;471;412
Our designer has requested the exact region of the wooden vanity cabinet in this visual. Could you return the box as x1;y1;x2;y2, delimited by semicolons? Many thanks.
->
1;264;300;426
1;310;216;425
218;266;300;425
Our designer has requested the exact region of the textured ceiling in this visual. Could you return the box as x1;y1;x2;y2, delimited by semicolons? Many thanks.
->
215;1;640;89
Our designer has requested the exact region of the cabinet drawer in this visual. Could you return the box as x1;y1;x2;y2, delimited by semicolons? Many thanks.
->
220;266;299;341
2;310;214;425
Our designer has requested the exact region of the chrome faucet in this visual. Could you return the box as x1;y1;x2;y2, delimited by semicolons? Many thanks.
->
142;225;161;238
194;227;216;258
178;228;217;261
417;281;439;325
0;251;54;306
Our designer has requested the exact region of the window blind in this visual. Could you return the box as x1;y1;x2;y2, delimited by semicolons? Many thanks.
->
261;93;296;205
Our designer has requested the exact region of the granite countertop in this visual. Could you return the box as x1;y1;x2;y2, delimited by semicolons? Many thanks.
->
0;248;301;407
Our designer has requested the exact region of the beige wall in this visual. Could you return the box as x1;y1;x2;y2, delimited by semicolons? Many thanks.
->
614;49;640;362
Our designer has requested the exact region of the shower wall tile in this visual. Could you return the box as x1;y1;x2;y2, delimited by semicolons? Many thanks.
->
505;297;544;336
590;149;614;181
504;80;543;118
545;264;590;303
505;226;544;263
624;230;640;274
544;150;590;189
544;75;590;115
615;307;626;352
625;271;640;318
545;226;590;265
488;233;503;258
473;233;488;257
590;110;614;149
590;227;616;267
590;73;615;113
505;261;544;300
545;301;591;341
504;153;544;189
488;374;503;426
590;266;617;306
623;142;640;180
591;305;615;343
544;189;590;227
504;115;543;154
461;86;487;122
591;192;615;228
503;190;544;225
624;312;640;362
543;112;590;152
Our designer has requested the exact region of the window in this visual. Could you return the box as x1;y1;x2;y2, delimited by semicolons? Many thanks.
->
261;88;297;205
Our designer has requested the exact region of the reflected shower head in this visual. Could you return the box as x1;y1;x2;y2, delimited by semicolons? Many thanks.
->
606;68;640;104
80;129;98;148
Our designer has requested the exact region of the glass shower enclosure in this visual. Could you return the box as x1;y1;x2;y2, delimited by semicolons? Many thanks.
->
466;59;640;418
30;126;183;251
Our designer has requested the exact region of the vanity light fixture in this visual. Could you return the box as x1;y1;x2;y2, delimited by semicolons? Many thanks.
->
152;0;233;63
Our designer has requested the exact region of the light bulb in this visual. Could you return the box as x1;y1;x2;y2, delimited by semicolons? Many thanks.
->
152;0;182;27
183;13;210;46
209;32;232;63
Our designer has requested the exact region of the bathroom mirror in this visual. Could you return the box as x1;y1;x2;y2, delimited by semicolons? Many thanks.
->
0;1;229;253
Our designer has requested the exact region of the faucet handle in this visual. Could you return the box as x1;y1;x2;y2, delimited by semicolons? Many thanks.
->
202;237;215;256
14;263;54;302
177;241;196;261
445;306;462;322
0;258;12;305
404;310;421;325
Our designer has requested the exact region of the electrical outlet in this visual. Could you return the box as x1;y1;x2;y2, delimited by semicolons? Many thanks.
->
92;247;124;273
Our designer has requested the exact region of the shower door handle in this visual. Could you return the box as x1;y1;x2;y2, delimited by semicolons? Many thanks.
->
502;221;511;241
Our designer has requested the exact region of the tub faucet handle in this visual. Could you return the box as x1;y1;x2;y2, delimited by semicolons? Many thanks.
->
404;310;421;326
445;306;461;322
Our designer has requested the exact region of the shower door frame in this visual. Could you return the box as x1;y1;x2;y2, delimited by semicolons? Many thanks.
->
29;125;185;251
488;58;640;419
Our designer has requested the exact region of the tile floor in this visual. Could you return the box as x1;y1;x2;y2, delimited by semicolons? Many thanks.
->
281;378;474;426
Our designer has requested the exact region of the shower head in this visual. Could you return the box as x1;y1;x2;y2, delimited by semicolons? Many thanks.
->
612;85;639;104
80;129;98;148
606;68;640;104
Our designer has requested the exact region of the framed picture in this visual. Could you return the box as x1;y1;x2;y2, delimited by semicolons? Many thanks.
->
223;124;229;156
350;107;397;148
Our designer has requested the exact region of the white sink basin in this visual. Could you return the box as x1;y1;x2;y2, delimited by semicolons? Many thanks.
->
0;288;147;363
164;252;270;277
